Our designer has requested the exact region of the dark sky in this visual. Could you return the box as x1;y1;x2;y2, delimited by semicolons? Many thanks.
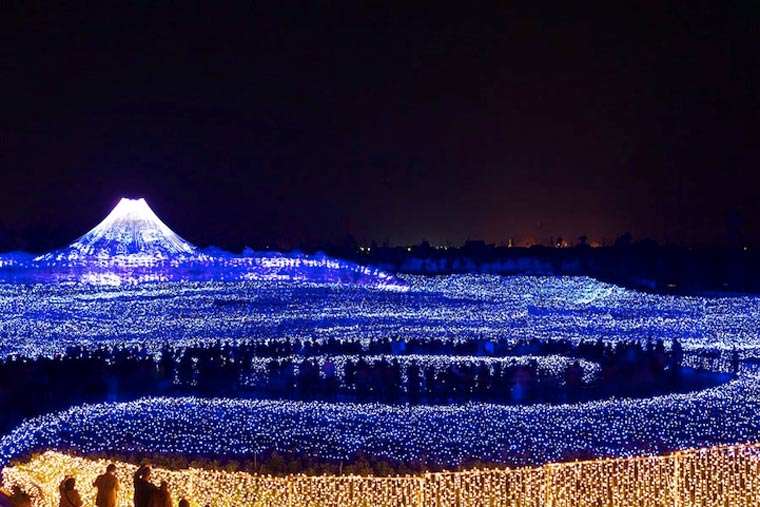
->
1;2;758;252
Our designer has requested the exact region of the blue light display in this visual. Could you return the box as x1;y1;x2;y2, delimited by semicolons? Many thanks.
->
0;273;758;468
0;274;758;359
1;198;759;471
0;198;406;289
1;369;759;469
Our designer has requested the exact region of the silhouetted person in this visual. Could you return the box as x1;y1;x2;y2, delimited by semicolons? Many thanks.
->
731;347;740;374
1;488;31;507
149;481;172;507
93;464;119;507
670;338;683;369
134;465;158;507
59;477;83;507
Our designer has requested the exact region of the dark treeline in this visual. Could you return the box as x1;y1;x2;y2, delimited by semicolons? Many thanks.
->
0;335;723;436
319;241;760;295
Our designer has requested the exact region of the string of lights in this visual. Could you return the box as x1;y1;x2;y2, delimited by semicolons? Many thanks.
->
0;275;759;360
243;353;601;385
5;446;760;507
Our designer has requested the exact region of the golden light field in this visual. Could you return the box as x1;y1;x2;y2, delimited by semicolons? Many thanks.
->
4;445;760;507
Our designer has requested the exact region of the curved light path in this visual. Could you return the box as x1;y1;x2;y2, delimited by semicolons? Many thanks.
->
2;371;759;468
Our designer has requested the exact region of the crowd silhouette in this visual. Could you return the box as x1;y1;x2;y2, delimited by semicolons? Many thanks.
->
42;464;183;507
0;335;712;435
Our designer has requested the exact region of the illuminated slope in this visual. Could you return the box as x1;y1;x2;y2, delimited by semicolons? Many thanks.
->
0;198;406;289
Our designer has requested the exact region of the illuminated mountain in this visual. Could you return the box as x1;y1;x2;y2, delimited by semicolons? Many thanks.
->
36;198;196;261
0;198;406;289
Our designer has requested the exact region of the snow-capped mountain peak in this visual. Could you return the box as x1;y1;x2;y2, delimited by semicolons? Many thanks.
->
42;197;196;259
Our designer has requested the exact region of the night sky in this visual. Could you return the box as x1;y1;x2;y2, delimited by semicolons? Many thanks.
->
1;3;758;252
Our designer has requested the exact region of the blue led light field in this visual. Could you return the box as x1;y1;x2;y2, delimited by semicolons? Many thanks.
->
1;198;759;469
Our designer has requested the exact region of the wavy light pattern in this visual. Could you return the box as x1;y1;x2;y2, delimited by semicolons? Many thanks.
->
1;364;759;469
0;275;758;360
0;273;759;494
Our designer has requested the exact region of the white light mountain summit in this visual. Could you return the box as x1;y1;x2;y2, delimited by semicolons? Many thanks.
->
39;198;196;261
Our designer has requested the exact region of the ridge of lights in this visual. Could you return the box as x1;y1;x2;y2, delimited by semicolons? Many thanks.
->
0;198;405;288
0;275;758;360
1;366;759;469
